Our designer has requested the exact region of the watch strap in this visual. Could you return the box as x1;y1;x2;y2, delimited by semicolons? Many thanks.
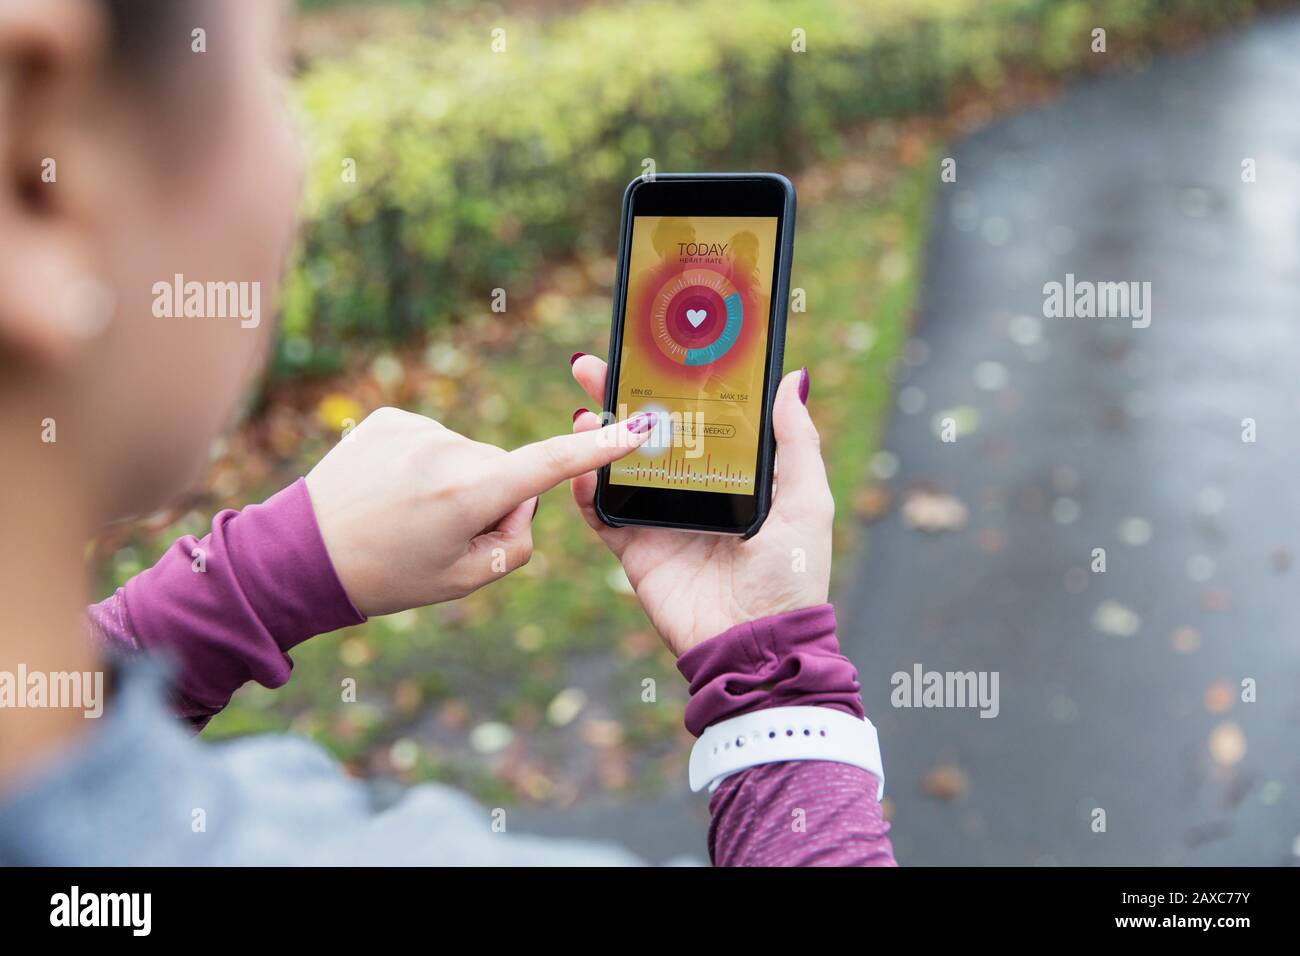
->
688;705;884;797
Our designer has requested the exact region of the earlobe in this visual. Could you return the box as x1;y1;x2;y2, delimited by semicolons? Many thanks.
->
57;274;115;341
0;236;112;368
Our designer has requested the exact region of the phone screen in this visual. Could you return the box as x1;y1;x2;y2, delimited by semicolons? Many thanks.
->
609;215;779;496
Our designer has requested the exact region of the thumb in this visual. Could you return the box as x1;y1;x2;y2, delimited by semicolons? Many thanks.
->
771;367;833;519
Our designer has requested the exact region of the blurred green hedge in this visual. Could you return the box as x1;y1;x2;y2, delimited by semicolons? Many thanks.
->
279;0;1265;369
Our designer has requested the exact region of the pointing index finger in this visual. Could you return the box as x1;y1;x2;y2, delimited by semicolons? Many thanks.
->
482;412;656;513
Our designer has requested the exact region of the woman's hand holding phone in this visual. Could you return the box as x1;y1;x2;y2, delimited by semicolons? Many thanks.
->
570;355;833;657
306;406;655;617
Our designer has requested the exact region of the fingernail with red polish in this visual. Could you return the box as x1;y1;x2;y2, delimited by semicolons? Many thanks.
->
627;412;657;434
569;351;585;366
798;366;810;405
572;407;589;422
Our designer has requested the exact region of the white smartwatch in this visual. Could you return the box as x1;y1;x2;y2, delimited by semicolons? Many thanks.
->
688;705;885;797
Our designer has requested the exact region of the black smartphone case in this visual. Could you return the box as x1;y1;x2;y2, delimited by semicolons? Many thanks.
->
595;172;797;538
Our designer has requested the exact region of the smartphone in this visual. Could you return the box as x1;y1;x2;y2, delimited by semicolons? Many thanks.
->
595;172;796;537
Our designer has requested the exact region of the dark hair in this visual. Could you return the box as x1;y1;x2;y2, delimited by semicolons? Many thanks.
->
96;0;227;161
100;0;196;77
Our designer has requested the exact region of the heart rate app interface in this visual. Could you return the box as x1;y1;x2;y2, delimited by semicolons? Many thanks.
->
611;215;778;496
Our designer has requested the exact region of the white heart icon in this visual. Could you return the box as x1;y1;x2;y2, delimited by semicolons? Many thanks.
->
685;308;707;328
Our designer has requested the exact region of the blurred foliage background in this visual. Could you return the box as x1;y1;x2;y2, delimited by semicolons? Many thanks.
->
94;0;1279;805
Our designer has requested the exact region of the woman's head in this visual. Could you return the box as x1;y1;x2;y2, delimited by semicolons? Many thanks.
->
0;0;301;521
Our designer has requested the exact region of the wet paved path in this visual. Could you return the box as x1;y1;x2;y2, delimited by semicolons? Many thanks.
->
843;13;1300;865
515;15;1300;864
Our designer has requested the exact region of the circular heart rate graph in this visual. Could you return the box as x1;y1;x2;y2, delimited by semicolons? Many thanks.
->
649;269;744;367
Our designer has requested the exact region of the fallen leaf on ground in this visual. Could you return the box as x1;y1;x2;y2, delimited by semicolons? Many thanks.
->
1208;722;1246;766
1092;600;1140;637
316;392;364;432
1201;587;1232;611
437;699;469;731
619;630;659;659
854;483;892;521
923;764;969;800
581;718;624;749
546;688;587;727
1170;626;1200;653
470;721;513;755
1203;680;1234;715
902;488;969;533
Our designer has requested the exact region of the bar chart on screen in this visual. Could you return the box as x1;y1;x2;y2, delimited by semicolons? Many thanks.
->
611;449;753;494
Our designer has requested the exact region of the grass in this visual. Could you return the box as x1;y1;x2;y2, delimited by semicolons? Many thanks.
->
191;138;936;803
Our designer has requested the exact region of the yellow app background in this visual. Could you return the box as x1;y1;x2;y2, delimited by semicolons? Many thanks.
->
611;215;778;495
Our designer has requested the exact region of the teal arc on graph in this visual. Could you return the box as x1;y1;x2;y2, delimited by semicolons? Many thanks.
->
685;293;743;366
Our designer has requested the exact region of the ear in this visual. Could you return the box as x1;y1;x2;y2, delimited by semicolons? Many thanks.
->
0;0;111;368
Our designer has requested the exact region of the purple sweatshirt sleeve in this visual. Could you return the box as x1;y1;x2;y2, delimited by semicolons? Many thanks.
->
85;481;892;866
677;605;897;867
87;479;365;729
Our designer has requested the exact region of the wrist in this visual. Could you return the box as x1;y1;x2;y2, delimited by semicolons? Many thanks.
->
187;478;366;650
676;604;863;738
679;594;829;657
